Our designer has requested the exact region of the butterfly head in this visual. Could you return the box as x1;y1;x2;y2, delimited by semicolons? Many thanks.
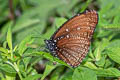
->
44;39;57;53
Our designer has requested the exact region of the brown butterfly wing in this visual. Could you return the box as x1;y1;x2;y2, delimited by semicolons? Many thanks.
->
52;10;98;67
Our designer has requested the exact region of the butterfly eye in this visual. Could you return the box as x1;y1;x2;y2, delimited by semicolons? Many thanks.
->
45;10;98;67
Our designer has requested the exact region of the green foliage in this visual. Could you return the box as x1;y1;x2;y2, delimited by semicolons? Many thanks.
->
0;64;16;74
94;68;120;77
41;64;57;80
0;0;120;80
106;40;120;64
73;67;97;80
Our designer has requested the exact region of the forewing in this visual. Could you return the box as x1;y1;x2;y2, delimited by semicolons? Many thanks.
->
52;10;98;40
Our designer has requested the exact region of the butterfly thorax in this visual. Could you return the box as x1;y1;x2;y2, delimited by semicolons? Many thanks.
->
44;39;57;56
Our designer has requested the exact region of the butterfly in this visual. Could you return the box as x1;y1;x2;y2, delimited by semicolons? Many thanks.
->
44;10;98;67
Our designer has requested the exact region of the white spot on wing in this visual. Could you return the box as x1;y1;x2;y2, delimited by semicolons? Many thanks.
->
54;40;57;42
66;29;69;32
77;27;80;30
66;35;70;38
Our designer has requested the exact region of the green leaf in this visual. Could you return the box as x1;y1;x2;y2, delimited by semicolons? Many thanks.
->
84;62;97;69
94;68;120;77
106;40;120;64
95;56;105;67
41;64;56;80
80;0;92;12
0;64;16;74
3;41;7;49
23;57;32;71
107;47;120;64
88;48;94;59
23;74;42;80
113;15;120;24
13;19;40;33
93;46;101;61
13;45;18;52
23;50;42;72
7;26;12;50
0;47;8;54
35;51;54;61
56;0;79;16
43;26;56;40
72;67;97;80
35;51;72;69
55;17;67;28
99;38;110;51
104;59;113;68
18;35;34;55
51;66;65;80
59;69;73;80
5;75;16;80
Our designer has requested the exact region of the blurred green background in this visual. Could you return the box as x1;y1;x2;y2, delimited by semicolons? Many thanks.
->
0;0;120;80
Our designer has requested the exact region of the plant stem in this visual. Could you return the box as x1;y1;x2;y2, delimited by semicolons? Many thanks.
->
14;62;23;80
11;50;13;60
8;0;15;20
